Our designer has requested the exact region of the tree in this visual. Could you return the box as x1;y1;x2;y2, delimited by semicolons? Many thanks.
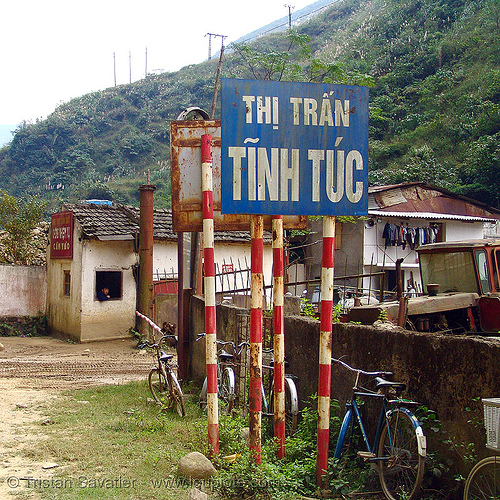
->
0;191;47;264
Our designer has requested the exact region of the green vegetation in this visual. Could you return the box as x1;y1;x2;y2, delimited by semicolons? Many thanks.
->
0;315;48;337
0;0;499;209
0;190;47;264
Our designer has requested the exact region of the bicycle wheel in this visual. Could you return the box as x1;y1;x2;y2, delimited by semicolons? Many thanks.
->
168;371;186;418
284;376;299;436
268;377;299;437
148;367;169;408
464;456;500;500
377;409;425;500
334;408;354;459
199;377;208;410
219;367;236;413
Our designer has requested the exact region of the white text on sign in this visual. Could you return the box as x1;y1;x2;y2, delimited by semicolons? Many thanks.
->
228;144;363;204
241;95;350;127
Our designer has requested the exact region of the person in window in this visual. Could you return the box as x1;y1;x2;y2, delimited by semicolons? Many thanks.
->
97;287;110;301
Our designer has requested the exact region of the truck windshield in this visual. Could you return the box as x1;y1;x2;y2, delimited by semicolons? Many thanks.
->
420;251;478;294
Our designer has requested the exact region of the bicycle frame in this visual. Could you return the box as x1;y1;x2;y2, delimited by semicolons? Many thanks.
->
335;391;387;459
335;391;423;460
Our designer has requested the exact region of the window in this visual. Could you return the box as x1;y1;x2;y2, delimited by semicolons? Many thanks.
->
63;270;71;296
493;249;500;292
95;270;122;300
420;251;477;293
475;250;491;294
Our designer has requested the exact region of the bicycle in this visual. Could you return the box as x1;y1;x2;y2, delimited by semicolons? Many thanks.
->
332;357;427;500
463;398;500;499
197;333;247;413
138;333;186;417
262;348;299;436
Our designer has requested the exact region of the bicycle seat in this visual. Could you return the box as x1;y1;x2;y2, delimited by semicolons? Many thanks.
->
160;352;174;362
219;349;233;361
375;377;406;392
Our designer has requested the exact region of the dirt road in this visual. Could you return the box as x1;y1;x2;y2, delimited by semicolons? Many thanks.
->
0;335;154;498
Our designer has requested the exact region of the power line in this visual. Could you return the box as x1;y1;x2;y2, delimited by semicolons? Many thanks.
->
237;1;335;45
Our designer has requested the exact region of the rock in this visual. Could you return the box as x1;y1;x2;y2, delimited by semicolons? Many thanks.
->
0;342;4;351
42;462;58;469
241;427;250;445
186;488;208;500
15;403;28;409
178;452;216;480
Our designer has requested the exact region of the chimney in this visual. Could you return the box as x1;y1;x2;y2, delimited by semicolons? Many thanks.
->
138;177;156;339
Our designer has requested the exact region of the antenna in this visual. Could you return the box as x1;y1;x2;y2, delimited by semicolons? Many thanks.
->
145;47;148;78
113;52;117;87
284;4;295;27
129;50;132;84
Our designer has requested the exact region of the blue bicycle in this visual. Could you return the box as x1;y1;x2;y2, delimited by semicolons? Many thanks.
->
333;357;427;500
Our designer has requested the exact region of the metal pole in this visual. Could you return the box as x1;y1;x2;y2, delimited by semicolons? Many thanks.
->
272;215;285;458
249;215;264;463
138;183;156;341
202;134;219;455
316;216;335;485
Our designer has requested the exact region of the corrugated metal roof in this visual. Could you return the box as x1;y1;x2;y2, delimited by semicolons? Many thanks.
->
368;210;497;222
368;182;500;219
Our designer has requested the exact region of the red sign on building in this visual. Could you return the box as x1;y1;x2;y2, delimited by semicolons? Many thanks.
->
50;211;73;259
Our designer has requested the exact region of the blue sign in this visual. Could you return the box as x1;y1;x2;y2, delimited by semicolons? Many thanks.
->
221;78;369;216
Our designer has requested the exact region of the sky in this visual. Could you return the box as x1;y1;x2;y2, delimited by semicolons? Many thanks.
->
1;0;314;129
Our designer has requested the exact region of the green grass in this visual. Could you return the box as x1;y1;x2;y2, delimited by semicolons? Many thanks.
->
13;381;208;500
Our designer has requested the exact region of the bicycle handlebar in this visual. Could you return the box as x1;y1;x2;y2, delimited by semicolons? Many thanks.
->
332;357;393;378
138;334;177;349
195;333;248;356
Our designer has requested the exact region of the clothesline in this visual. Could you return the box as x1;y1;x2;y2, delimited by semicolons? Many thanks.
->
382;222;438;250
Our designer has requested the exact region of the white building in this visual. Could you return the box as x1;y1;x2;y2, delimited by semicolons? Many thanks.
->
46;203;272;342
303;183;500;304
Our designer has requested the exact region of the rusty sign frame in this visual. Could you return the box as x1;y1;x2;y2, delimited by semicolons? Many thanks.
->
170;120;308;232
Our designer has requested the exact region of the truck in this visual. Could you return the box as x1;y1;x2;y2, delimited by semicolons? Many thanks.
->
347;239;500;334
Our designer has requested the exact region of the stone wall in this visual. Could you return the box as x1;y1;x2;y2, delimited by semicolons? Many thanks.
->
189;295;500;485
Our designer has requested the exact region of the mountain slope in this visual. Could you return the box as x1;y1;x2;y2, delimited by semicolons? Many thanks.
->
0;0;499;210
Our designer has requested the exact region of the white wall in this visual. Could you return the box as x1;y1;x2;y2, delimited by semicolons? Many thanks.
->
0;264;46;317
362;217;487;296
46;221;84;341
80;238;137;342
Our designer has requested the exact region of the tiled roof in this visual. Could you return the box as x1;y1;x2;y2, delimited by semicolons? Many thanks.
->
61;203;265;243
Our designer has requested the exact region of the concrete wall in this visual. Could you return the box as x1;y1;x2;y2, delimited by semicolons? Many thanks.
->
46;222;84;341
189;296;500;485
47;220;137;342
0;264;46;317
155;294;178;328
80;238;136;342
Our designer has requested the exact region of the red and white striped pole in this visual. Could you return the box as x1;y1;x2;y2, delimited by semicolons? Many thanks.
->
272;215;286;459
249;214;264;463
316;216;335;485
202;134;219;456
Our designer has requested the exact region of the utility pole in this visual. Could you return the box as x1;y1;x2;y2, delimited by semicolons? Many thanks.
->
113;52;117;86
284;4;294;27
205;33;225;60
145;47;148;78
210;34;227;118
129;50;132;84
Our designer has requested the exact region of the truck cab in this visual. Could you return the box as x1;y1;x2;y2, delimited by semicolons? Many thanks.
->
348;239;500;334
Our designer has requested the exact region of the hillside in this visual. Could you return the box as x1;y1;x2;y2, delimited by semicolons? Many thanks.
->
0;0;499;211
